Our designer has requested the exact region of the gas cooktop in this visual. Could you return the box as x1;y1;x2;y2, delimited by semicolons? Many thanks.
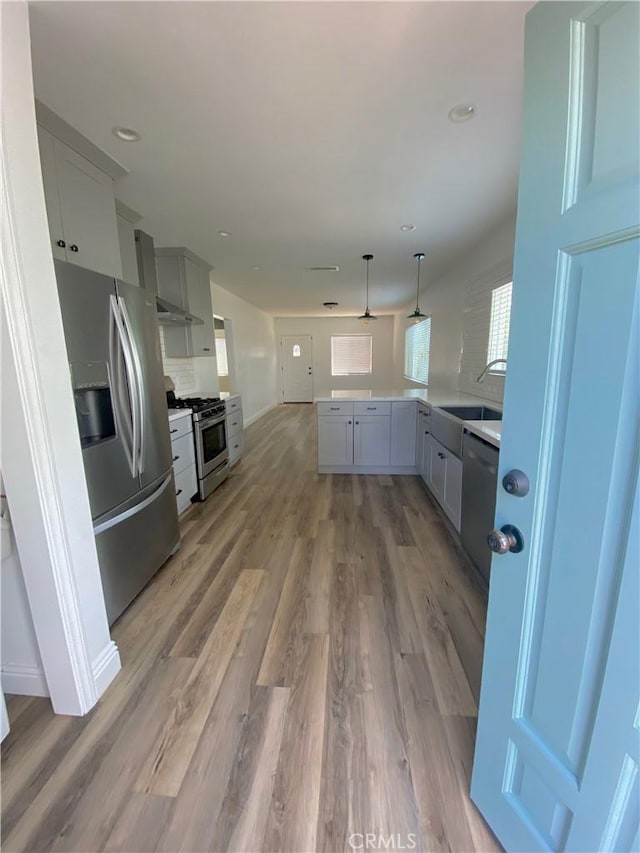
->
167;394;222;414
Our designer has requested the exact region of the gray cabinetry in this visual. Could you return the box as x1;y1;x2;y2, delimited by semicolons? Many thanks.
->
155;248;215;357
425;433;462;531
116;200;141;286
169;412;197;514
225;396;244;466
37;126;122;279
390;401;417;466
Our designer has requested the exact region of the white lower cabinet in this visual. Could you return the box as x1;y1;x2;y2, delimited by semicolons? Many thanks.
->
318;416;354;466
442;452;462;531
424;434;462;531
418;414;431;482
390;401;417;466
317;400;418;472
169;413;197;515
354;416;391;466
225;396;244;466
174;465;197;515
228;431;244;466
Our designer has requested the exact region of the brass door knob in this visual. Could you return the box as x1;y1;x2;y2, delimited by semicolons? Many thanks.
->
487;524;524;555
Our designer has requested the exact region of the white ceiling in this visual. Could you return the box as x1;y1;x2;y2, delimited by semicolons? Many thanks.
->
28;1;533;317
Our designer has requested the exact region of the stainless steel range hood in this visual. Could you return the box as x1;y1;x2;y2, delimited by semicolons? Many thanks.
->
135;229;203;326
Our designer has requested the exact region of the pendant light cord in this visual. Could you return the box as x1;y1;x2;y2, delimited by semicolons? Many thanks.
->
366;257;370;311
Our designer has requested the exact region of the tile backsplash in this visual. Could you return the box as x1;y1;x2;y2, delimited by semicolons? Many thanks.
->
458;259;512;405
159;326;197;395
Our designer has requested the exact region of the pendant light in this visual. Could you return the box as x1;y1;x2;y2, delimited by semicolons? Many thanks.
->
358;254;378;322
407;252;427;321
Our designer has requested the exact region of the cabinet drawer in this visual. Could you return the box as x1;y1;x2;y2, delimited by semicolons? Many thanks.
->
175;464;196;514
228;432;244;466
225;397;241;413
354;401;391;416
226;410;243;438
171;431;195;476
317;401;354;417
168;414;192;440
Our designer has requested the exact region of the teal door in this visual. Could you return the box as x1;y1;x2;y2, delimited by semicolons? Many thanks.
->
471;3;639;851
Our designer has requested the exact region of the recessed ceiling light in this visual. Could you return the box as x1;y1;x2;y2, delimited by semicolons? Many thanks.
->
400;224;416;232
217;230;231;237
252;266;260;270
448;104;477;123
308;266;339;271
112;126;141;142
323;301;339;309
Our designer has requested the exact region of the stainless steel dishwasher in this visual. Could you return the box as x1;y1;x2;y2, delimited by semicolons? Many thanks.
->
461;431;499;582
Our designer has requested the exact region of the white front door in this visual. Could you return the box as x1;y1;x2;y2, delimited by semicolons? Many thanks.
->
472;2;639;851
280;335;313;402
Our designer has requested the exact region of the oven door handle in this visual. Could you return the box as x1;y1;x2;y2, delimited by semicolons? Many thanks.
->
196;414;227;431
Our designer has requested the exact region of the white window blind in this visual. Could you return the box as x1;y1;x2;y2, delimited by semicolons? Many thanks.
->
404;318;431;385
331;335;372;376
487;282;512;366
215;335;229;376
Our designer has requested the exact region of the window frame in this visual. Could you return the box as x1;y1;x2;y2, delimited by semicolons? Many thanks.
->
404;316;432;386
330;334;373;377
486;281;513;373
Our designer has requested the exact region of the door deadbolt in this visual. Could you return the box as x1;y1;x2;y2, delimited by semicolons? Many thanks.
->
487;524;525;555
502;469;530;497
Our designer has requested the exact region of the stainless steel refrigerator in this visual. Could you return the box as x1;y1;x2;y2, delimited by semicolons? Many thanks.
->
55;260;180;625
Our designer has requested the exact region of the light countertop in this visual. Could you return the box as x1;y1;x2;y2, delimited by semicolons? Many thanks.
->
168;408;192;422
462;420;502;448
314;388;502;448
219;392;241;401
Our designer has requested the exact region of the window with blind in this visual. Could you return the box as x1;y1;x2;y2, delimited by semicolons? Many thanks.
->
331;335;372;376
487;282;512;367
215;334;229;376
404;318;431;385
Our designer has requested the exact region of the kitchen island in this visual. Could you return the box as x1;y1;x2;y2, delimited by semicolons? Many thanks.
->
315;389;501;468
315;389;503;536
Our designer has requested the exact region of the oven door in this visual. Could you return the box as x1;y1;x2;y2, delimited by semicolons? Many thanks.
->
195;414;228;477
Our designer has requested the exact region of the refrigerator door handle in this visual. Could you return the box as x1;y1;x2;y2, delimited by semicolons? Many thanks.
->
118;297;146;475
93;473;173;536
109;295;137;477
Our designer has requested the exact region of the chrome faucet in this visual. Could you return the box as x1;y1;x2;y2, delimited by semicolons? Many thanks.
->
476;359;507;383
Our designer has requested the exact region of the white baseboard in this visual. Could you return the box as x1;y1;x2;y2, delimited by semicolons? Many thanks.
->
92;640;121;697
318;465;419;475
244;401;277;428
1;663;49;697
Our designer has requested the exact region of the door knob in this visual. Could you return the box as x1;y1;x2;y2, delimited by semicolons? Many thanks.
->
487;524;524;555
503;469;530;497
69;244;79;252
56;239;66;248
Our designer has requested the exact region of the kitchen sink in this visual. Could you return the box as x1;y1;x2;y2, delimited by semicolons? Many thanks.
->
439;405;502;421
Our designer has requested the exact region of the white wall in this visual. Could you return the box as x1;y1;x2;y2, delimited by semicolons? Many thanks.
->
393;214;516;401
1;496;47;697
159;327;220;398
275;315;395;395
211;283;278;424
1;1;119;713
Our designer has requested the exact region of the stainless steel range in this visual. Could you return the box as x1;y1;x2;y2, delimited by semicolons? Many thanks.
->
168;395;228;499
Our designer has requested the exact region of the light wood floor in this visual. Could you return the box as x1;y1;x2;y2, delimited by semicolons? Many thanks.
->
1;404;500;853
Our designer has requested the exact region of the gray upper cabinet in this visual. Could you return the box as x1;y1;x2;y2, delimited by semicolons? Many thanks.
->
155;247;215;357
116;200;142;286
37;125;122;280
